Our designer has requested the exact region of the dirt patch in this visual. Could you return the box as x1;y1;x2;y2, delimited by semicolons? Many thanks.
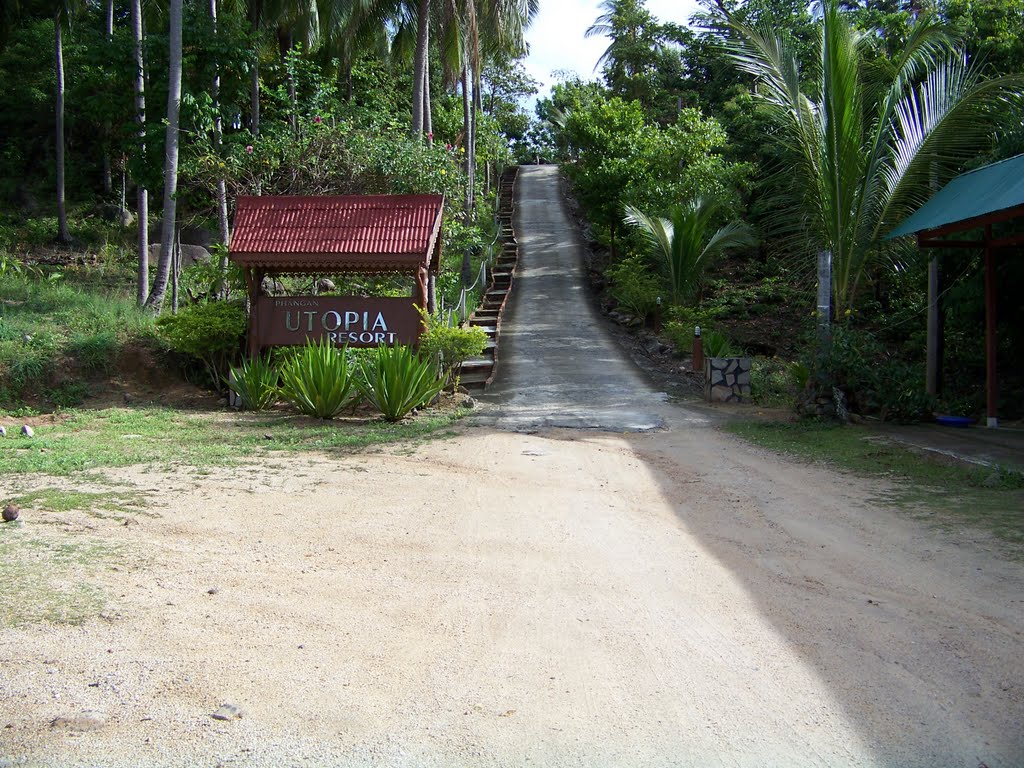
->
1;420;1022;766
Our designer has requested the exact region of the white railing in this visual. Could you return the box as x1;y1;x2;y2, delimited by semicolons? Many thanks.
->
439;222;502;326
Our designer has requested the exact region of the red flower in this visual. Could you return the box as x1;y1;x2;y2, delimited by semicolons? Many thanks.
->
245;145;254;154
313;116;322;124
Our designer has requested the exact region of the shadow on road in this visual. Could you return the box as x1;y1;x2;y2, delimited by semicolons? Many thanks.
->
475;164;1024;766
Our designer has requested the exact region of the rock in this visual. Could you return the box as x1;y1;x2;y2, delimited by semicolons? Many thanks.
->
0;426;5;437
260;276;286;296
20;425;33;438
147;243;212;271
463;397;476;409
181;226;217;248
149;224;217;248
211;703;243;721
97;204;135;227
50;712;106;732
315;278;336;293
2;504;19;522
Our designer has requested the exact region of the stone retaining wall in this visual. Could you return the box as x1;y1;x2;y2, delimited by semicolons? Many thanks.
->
705;357;752;403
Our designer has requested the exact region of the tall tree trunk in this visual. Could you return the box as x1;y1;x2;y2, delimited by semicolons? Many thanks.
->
131;0;148;306
211;0;230;251
249;0;261;137
423;41;432;143
460;68;472;287
102;0;114;196
283;29;298;136
468;69;480;212
54;8;72;244
411;0;430;136
145;0;183;312
461;68;472;212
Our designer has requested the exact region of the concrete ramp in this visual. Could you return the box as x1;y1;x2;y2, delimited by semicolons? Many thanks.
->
476;165;686;433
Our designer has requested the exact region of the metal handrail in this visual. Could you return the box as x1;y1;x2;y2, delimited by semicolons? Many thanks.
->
439;214;503;326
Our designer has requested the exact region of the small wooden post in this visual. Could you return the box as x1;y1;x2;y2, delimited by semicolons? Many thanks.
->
926;255;943;396
244;267;262;359
984;227;998;428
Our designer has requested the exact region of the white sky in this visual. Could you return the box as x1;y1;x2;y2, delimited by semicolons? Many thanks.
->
523;0;703;103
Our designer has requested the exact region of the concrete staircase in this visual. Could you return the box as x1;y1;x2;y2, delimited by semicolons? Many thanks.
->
460;167;519;391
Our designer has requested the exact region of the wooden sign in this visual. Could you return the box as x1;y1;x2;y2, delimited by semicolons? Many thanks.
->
255;296;421;348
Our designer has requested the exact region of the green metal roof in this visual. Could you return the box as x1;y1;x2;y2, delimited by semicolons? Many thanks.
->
886;153;1024;239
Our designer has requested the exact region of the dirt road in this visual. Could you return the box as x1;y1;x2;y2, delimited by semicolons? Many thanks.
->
1;167;1022;767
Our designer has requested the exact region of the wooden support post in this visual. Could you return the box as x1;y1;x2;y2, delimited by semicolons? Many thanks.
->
926;255;942;396
984;228;998;428
244;267;262;359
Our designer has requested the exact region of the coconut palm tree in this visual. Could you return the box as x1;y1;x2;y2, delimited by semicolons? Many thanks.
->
129;0;148;306
144;0;183;312
54;2;73;244
623;200;755;305
722;0;1023;314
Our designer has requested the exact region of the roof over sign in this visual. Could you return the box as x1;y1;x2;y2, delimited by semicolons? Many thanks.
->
887;153;1024;239
229;194;444;274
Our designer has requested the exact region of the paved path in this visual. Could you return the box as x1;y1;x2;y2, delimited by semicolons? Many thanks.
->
477;165;698;432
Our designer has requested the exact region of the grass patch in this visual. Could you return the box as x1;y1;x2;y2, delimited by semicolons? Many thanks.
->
0;403;469;475
725;421;1024;552
10;488;148;520
0;528;116;627
0;270;155;408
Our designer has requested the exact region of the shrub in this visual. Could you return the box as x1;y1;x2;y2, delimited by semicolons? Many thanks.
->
155;302;246;393
357;344;445;422
279;338;357;419
418;311;487;390
606;255;662;321
228;356;280;411
703;330;739;358
750;357;796;407
820;326;936;422
661;304;726;354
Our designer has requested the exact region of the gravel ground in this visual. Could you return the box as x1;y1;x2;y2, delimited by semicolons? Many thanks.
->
1;422;1022;767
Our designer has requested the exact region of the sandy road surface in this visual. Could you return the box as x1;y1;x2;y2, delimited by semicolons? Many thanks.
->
2;165;1022;766
1;426;1022;767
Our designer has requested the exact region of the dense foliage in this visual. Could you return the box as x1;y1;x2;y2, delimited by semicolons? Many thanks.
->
537;0;1024;422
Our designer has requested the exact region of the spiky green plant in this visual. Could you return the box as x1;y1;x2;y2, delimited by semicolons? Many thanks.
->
357;344;445;422
722;0;1023;313
227;356;280;411
702;330;739;358
279;338;356;419
623;200;755;305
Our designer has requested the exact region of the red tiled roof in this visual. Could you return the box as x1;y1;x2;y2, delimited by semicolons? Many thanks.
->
229;194;444;273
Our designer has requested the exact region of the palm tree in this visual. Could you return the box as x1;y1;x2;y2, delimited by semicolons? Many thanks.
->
54;2;73;244
145;0;183;312
623;200;754;305
722;0;1023;314
584;0;660;103
129;0;148;306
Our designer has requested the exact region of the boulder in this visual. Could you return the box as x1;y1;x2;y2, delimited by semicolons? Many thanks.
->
260;276;286;296
146;244;212;271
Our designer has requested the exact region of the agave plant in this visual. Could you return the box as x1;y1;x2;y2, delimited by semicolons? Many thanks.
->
623;199;755;305
357;344;445;422
722;0;1023;314
279;338;356;419
227;356;280;411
